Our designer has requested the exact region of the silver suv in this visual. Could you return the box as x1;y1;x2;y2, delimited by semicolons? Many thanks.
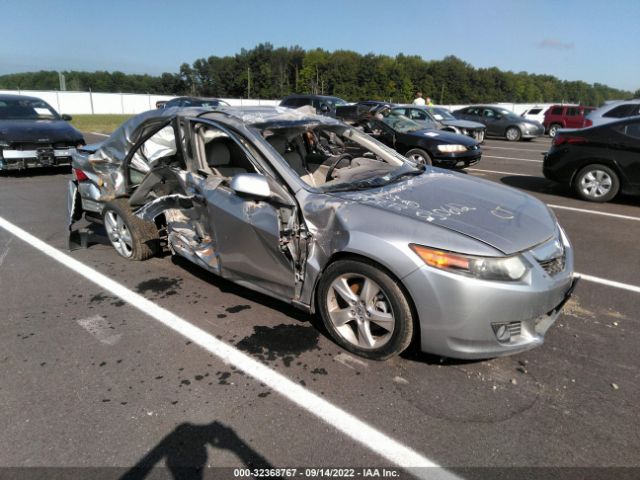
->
584;99;640;128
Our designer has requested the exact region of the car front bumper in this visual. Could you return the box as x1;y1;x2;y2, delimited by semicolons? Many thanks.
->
521;125;545;139
0;148;76;170
432;150;481;169
401;243;575;359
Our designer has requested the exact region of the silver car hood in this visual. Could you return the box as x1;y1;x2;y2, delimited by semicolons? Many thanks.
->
330;170;556;255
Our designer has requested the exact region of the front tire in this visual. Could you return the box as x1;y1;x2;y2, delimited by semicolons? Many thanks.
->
102;199;160;260
505;126;522;142
317;259;414;360
572;164;620;202
405;148;433;166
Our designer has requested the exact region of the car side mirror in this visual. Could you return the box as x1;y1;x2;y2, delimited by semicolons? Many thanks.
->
495;114;503;120
230;173;271;199
61;114;72;121
319;104;330;114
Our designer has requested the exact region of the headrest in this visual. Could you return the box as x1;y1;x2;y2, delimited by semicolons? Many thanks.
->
205;141;230;166
266;135;288;155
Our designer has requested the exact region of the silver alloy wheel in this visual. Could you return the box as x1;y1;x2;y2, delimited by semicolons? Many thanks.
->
580;169;613;199
506;127;521;141
104;210;134;258
326;274;395;349
549;125;559;137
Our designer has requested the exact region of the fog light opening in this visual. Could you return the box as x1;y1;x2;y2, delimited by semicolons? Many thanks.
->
492;323;511;343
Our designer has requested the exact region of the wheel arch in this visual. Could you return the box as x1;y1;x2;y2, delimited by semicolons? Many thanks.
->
310;251;422;348
569;157;628;188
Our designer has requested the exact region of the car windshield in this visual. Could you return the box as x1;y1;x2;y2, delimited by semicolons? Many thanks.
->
0;98;60;120
324;97;348;108
430;108;456;121
261;123;422;193
381;112;423;133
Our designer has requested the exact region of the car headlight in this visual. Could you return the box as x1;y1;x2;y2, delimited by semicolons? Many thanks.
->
410;244;530;281
437;144;467;153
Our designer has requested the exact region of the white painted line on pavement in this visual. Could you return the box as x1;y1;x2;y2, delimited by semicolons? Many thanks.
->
549;204;640;222
0;215;454;478
484;155;542;163
484;145;547;153
469;168;535;176
576;273;640;294
90;132;109;137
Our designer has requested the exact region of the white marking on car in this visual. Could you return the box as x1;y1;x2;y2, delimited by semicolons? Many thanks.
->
0;215;456;476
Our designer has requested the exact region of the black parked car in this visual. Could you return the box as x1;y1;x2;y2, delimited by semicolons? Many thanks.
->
0;94;84;170
280;94;348;116
543;116;640;202
453;105;544;141
335;100;393;122
162;97;230;109
392;105;486;143
357;108;481;168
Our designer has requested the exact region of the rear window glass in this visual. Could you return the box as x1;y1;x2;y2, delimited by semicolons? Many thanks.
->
604;104;635;118
528;108;542;115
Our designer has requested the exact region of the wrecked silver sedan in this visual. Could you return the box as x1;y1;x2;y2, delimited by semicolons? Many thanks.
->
68;106;577;360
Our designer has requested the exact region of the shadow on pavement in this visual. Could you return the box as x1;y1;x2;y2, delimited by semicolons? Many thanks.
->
120;421;282;480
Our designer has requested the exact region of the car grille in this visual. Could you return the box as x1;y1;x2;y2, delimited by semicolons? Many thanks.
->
537;255;566;276
473;130;485;142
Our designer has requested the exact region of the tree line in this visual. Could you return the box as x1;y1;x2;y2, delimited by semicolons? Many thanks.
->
1;43;636;106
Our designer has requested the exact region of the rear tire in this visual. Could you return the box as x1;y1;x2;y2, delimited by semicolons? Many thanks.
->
572;164;620;203
405;148;433;166
317;259;414;360
102;199;160;261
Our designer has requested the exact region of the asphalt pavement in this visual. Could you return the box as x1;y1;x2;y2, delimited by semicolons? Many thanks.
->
0;133;638;479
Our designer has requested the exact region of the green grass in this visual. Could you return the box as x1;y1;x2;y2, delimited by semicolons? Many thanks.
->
70;114;133;135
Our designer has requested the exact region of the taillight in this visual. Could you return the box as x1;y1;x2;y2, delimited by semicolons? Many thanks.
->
553;135;588;147
583;119;593;127
73;168;89;182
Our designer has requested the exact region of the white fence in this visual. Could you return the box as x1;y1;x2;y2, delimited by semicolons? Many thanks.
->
1;89;557;116
0;89;279;115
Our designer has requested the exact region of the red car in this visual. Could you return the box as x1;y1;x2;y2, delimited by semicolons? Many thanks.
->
543;105;595;137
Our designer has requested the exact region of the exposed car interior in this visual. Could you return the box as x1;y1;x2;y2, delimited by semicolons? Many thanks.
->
260;124;404;188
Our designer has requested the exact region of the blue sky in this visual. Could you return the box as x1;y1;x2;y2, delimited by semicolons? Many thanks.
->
1;0;638;91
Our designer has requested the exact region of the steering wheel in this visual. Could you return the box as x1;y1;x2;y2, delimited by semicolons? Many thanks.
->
325;153;353;182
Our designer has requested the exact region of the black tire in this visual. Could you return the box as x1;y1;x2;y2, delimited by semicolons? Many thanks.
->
405;148;433;166
102;198;160;261
505;126;522;142
317;259;414;360
548;123;561;138
572;164;620;203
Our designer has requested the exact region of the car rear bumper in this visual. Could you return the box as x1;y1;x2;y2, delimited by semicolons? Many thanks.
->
0;148;75;170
